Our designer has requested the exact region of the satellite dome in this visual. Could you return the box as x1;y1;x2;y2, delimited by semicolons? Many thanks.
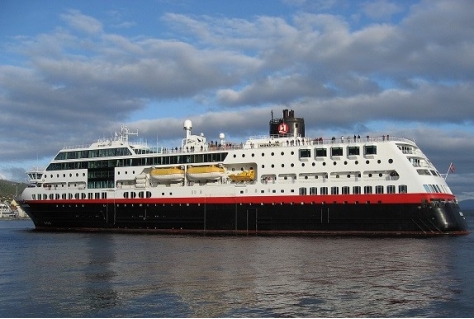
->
183;120;192;130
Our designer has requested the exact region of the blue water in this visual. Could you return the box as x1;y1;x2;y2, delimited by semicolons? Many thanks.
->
1;213;473;318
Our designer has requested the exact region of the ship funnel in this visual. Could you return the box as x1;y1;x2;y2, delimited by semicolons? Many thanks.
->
269;109;305;138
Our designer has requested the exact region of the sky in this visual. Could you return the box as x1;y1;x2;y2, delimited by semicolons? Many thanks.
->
0;0;473;200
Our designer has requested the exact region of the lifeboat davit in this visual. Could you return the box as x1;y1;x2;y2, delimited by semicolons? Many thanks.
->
187;165;225;181
150;167;185;183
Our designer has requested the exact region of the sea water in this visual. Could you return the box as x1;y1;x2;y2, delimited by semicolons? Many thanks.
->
1;213;473;317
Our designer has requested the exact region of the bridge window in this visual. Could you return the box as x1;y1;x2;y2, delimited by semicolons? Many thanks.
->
331;147;343;157
364;145;377;155
348;146;360;156
299;149;311;158
315;148;327;157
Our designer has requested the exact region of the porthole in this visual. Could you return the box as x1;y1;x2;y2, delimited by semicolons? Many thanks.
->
333;161;337;166
366;160;370;164
344;161;348;165
234;154;237;158
262;153;265;157
281;164;285;168
369;174;372;177
388;159;393;164
271;164;275;168
302;163;305;167
379;173;383;177
261;165;265;168
291;151;294;155
252;153;255;157
312;162;315;166
323;162;326;166
281;152;284;156
291;163;294;167
242;154;245;157
355;161;359;165
377;160;381;164
271;152;275;156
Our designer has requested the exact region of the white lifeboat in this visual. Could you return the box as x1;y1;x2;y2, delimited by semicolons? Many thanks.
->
186;165;225;181
150;167;185;183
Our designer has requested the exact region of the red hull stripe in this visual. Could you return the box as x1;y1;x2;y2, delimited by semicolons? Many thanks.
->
26;193;456;206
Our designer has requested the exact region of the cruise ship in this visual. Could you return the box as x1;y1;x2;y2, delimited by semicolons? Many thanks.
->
19;109;468;235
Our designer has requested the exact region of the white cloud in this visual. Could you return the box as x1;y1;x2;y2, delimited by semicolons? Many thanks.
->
60;9;103;34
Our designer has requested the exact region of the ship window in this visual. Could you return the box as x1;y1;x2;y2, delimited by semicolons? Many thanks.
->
353;186;361;194
387;185;396;194
320;187;328;195
417;169;431;176
331;187;339;195
315;148;327;157
299;187;307;195
139;191;144;198
376;185;384;194
364;186;372;194
364;145;377;155
348;146;360;156
331;147;343;157
299;149;311;158
146;191;152;198
310;187;317;195
342;186;350;194
399;185;407;193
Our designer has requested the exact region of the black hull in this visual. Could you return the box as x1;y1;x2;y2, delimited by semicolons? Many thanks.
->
21;201;468;236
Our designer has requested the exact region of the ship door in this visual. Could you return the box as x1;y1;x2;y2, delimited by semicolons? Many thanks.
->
321;207;330;224
106;203;115;226
246;208;257;233
236;208;257;233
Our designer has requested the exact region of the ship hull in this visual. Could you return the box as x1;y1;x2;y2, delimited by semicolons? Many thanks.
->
21;200;468;236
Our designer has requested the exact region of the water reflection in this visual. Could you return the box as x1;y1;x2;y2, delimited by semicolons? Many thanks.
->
157;237;458;317
4;222;469;317
83;234;118;312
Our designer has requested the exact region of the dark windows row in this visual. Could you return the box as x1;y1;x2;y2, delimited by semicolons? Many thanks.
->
299;184;407;195
54;147;132;160
47;152;228;171
315;145;376;157
32;192;108;200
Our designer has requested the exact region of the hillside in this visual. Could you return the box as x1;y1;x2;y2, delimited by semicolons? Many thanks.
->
0;180;28;201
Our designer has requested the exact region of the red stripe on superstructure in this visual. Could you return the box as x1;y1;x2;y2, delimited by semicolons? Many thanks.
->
25;193;457;206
